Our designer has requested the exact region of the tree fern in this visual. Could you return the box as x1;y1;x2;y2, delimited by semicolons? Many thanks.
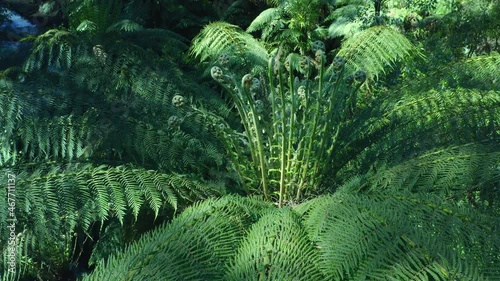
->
3;1;499;279
202;33;498;206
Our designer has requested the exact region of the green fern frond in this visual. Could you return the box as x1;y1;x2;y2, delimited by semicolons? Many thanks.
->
451;53;500;89
107;20;143;32
335;88;500;180
68;0;122;31
246;8;282;33
337;25;423;79
23;29;83;72
0;84;100;165
0;162;222;280
328;17;363;38
225;208;324;280
189;21;268;65
326;2;366;39
404;53;500;93
363;143;500;196
76;20;98;32
83;194;500;280
325;2;365;23
0;163;219;236
82;196;273;281
19;114;98;161
297;191;500;280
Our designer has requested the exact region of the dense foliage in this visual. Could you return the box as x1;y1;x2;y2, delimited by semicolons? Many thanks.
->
1;0;499;280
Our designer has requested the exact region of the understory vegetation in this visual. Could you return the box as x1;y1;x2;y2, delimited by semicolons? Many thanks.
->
1;0;499;280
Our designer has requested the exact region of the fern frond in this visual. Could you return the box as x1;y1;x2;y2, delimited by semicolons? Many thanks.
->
246;8;282;33
76;20;98;32
363;143;500;197
0;163;219;237
19;114;99;161
337;26;422;79
68;0;122;31
107;20;143;32
83;194;500;280
0;84;100;164
451;53;500;89
23;29;83;72
189;21;268;66
334;88;500;180
0;162;223;280
225;208;324;280
326;2;366;39
328;17;363;38
82;196;273;281
297;191;500;280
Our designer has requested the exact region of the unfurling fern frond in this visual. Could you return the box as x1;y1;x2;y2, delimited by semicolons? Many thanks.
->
189;21;268;66
337;26;422;79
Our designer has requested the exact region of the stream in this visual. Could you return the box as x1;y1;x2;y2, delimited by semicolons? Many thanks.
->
0;5;39;69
